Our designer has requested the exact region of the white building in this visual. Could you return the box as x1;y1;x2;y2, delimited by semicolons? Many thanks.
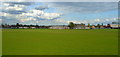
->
85;27;90;29
111;24;120;29
49;25;70;29
74;24;85;29
30;27;36;29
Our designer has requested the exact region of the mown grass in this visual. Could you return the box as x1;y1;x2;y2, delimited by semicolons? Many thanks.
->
0;29;2;55
2;29;118;55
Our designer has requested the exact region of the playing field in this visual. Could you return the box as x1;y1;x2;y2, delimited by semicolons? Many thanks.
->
2;29;118;55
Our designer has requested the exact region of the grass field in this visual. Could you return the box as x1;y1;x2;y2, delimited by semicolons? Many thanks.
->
0;29;2;56
2;29;118;55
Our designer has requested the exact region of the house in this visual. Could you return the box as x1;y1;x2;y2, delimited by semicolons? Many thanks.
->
85;26;90;29
18;27;24;29
49;25;69;29
100;26;104;29
110;24;120;29
30;27;36;29
23;27;29;29
74;23;85;29
91;25;96;29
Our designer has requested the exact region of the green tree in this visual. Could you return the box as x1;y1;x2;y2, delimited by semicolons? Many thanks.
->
16;23;19;26
101;23;103;26
97;24;100;29
107;24;111;28
88;23;90;27
68;22;75;29
112;22;117;24
16;23;20;29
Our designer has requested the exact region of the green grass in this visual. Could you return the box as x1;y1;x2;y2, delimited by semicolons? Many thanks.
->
0;29;2;55
2;29;118;55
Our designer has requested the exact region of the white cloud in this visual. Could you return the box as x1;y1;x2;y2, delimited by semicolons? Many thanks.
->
3;3;10;6
20;17;37;22
54;18;118;25
41;12;61;19
22;9;61;20
29;9;44;14
113;18;118;20
0;19;2;24
54;19;68;23
0;12;12;16
1;0;119;2
0;2;26;15
7;7;22;10
1;2;118;25
94;19;100;22
105;19;110;21
0;19;2;22
93;18;118;24
3;4;25;11
54;19;88;24
45;2;118;13
1;9;61;23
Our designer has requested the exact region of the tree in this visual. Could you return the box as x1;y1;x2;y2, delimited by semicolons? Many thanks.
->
107;24;111;28
16;23;20;29
97;24;100;29
101;23;103;26
35;24;39;28
16;23;19;26
112;22;117;24
88;23;90;27
68;22;75;29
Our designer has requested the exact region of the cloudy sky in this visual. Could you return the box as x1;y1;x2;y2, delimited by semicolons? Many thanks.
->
0;2;118;25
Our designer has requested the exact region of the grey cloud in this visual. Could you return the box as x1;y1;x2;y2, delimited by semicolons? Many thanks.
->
4;2;34;6
35;6;48;10
1;2;29;14
45;2;118;13
2;16;20;24
1;0;119;2
1;2;118;25
2;10;26;14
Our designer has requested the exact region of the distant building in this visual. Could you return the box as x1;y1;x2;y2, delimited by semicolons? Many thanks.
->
110;24;120;29
100;25;104;29
30;27;36;29
2;22;119;29
110;22;120;29
85;27;90;29
49;25;69;29
91;25;96;29
73;23;85;29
